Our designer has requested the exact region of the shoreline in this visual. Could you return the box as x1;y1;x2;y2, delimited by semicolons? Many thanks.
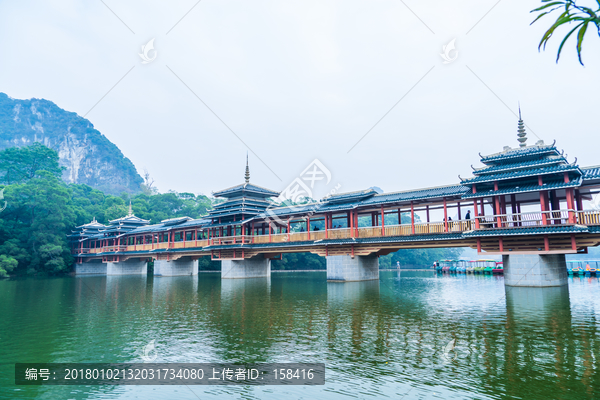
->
196;268;435;273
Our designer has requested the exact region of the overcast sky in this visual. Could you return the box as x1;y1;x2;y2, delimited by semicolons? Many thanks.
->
0;0;598;199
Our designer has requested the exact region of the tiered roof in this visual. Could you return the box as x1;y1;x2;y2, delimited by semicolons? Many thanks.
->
460;112;583;199
206;157;280;226
67;217;106;241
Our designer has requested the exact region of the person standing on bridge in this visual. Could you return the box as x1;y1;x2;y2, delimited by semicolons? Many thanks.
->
465;210;471;230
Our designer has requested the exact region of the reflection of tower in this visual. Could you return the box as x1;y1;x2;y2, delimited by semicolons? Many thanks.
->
327;281;380;358
504;286;572;397
217;277;272;360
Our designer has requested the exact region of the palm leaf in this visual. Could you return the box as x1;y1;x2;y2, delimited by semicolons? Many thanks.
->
576;22;589;64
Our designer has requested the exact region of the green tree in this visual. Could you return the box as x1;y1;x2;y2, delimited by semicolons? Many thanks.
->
0;254;17;277
531;0;600;64
0;171;74;274
0;142;63;184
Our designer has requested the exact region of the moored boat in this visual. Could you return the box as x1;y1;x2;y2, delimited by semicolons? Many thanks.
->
474;266;484;274
466;266;474;274
484;266;494;274
492;265;504;274
572;267;581;275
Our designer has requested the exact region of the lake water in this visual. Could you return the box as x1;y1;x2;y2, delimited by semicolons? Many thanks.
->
1;270;599;399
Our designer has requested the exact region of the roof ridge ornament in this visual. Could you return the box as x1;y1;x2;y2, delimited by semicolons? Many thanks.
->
245;152;250;184
517;104;527;148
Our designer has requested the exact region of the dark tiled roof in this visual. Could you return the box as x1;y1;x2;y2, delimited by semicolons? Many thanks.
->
212;183;280;198
461;164;581;184
582;166;600;180
480;145;560;164
108;215;150;225
472;156;567;175
161;217;193;226
461;178;582;199
322;189;378;204
315;185;468;213
359;185;469;206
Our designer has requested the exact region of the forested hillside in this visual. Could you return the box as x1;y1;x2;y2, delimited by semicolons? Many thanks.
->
0;93;143;194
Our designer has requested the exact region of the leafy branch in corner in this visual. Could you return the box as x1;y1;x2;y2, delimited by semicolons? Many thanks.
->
531;0;600;65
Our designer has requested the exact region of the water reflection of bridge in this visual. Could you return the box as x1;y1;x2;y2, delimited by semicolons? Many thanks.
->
71;121;600;287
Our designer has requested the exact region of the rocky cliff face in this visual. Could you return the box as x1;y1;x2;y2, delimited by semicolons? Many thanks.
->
0;93;143;194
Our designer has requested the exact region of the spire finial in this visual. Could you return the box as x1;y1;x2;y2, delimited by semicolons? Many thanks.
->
517;104;527;148
128;200;133;216
244;152;250;183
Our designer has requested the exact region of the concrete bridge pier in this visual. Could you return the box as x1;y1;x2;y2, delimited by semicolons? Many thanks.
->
75;259;147;275
503;254;568;287
221;256;271;279
153;257;198;276
326;254;379;282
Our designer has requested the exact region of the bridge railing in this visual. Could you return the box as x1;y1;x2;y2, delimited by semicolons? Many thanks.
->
578;210;600;225
76;208;600;255
475;209;574;228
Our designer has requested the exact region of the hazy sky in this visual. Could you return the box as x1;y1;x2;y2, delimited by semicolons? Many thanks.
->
0;0;598;199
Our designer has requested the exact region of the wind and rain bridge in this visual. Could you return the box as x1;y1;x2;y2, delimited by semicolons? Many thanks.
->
70;117;600;287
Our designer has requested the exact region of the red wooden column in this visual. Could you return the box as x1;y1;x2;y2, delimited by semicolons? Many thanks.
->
398;208;402;225
354;210;359;237
565;172;576;223
307;216;311;240
351;211;355;237
269;223;272;243
571;234;577;251
494;182;502;228
544;235;550;251
443;198;448;233
325;214;329;239
472;185;480;229
457;201;461;220
287;219;290;241
539;175;548;225
411;201;415;234
381;206;385;236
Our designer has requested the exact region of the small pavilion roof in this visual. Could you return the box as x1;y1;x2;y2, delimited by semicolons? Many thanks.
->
108;214;150;225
